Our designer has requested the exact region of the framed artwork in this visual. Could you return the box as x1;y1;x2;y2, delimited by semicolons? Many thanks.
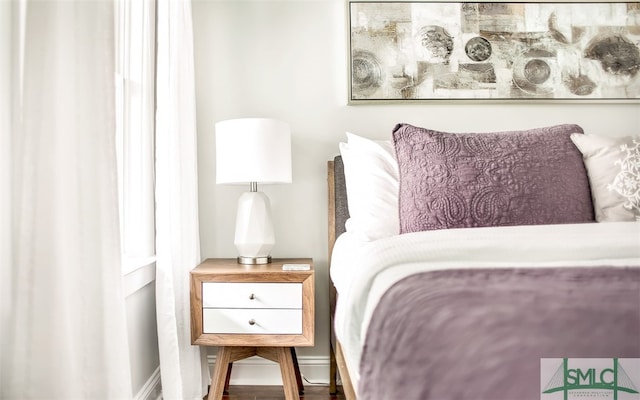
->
348;1;640;102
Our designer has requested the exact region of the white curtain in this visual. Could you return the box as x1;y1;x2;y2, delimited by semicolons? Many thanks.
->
0;2;14;394
1;1;132;399
155;0;209;399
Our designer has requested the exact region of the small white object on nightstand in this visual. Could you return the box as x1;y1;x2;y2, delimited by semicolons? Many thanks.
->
282;263;311;271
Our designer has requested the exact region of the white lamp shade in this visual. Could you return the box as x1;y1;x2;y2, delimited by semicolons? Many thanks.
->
215;118;292;184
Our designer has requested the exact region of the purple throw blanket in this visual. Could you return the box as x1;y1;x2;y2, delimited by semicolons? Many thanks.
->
358;267;640;400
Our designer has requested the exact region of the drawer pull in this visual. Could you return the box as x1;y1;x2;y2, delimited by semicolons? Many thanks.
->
248;319;256;326
249;293;256;300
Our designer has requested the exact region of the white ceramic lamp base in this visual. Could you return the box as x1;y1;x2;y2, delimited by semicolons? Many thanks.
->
234;191;275;264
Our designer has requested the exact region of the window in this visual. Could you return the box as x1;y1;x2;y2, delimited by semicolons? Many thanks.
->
115;0;156;274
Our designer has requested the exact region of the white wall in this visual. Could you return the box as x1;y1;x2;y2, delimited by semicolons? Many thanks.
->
192;0;640;381
125;274;161;399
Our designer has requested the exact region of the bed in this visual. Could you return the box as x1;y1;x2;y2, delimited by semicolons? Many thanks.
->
327;123;640;400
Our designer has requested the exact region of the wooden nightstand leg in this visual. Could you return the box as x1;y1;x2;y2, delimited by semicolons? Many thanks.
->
257;347;300;400
290;347;304;394
223;363;232;394
278;347;300;400
208;347;232;400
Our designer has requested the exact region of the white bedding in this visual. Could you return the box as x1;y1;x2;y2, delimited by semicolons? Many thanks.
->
330;222;640;390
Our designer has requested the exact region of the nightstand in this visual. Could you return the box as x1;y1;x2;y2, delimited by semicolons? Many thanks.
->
190;258;314;400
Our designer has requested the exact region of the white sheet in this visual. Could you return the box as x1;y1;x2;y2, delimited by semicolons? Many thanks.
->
330;222;640;389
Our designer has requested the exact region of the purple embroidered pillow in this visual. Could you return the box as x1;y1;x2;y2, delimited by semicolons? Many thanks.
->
392;123;595;233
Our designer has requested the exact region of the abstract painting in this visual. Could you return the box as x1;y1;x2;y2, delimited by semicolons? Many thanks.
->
349;2;640;101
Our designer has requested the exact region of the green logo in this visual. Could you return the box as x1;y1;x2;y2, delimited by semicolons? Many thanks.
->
541;358;639;400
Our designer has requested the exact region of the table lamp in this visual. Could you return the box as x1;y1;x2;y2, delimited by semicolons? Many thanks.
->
215;118;292;264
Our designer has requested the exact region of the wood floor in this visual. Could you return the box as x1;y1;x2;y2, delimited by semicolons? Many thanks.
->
218;385;346;400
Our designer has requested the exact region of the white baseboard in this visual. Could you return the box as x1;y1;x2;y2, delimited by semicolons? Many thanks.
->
134;366;162;400
207;355;330;386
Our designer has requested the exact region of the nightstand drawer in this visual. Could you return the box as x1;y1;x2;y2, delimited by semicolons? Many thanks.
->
202;282;302;309
203;308;302;334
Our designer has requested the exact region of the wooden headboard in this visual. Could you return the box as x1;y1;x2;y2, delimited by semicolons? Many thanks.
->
327;156;349;333
327;155;349;255
328;155;357;398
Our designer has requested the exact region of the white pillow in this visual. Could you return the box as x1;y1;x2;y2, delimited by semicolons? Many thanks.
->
339;132;399;241
570;134;640;222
